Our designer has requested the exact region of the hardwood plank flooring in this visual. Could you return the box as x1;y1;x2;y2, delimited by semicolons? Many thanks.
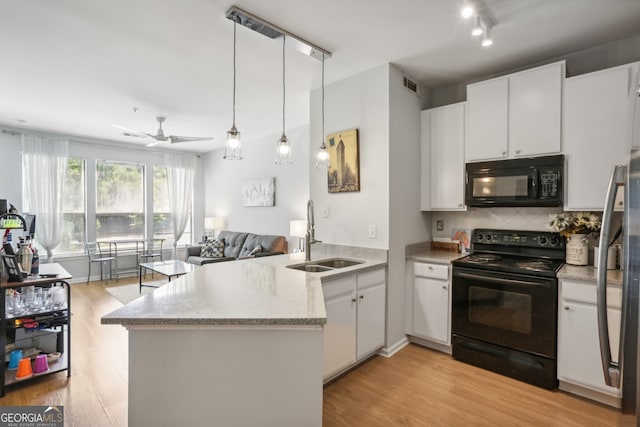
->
1;278;624;426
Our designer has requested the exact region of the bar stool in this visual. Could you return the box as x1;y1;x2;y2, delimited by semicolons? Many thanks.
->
86;242;115;285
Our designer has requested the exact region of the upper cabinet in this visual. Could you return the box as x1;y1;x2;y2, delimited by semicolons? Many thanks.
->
420;103;466;211
564;62;639;210
466;61;564;162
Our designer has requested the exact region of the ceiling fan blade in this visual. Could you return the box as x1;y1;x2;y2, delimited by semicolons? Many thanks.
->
112;124;150;138
168;136;213;144
145;140;160;147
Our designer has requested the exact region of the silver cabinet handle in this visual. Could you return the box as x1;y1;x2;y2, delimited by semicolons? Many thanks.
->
351;298;356;303
428;266;433;270
564;306;570;310
442;285;447;290
502;151;507;156
516;149;522;154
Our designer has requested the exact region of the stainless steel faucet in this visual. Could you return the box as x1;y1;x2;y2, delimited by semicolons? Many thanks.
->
305;199;321;261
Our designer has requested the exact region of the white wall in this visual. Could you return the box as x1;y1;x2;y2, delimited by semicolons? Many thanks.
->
0;126;204;281
309;65;390;248
202;125;309;249
387;64;432;350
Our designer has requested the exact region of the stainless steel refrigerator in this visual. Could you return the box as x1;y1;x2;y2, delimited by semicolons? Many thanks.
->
597;82;640;424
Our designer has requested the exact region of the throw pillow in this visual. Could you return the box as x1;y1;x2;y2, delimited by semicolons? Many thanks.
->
249;245;263;256
201;239;224;258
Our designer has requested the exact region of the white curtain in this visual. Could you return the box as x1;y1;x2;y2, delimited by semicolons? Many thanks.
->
164;153;196;256
22;135;69;262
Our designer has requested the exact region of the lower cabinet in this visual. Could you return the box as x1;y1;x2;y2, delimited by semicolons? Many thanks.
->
410;261;451;348
322;267;386;380
557;278;622;407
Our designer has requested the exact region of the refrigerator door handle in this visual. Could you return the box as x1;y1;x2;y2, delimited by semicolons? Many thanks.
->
597;165;626;388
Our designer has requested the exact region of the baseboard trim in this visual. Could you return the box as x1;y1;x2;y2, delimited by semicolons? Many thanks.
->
379;336;410;358
408;335;452;355
558;380;621;408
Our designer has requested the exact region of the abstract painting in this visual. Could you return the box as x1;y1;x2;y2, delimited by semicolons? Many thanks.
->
242;177;275;207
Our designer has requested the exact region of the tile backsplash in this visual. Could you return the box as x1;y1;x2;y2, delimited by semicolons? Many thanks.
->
432;207;564;239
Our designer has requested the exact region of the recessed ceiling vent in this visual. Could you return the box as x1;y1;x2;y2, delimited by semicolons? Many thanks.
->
403;76;420;97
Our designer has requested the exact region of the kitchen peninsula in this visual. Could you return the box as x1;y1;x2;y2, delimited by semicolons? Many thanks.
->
101;250;387;427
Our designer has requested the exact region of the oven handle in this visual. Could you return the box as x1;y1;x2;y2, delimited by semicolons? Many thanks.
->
453;270;550;288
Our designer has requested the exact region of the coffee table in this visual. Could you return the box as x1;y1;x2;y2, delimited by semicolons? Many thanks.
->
139;260;196;292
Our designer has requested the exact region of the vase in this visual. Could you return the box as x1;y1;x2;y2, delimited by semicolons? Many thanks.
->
566;233;589;266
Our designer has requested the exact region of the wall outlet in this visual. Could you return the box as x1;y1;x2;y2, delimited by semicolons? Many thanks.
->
368;225;377;239
436;219;444;231
322;207;329;218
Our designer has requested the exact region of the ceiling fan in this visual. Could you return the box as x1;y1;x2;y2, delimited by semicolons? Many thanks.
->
113;116;213;147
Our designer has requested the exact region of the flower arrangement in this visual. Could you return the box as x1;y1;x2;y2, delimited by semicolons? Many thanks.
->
548;211;602;238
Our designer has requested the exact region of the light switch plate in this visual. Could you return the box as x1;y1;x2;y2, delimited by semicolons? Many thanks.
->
322;207;329;218
436;220;444;231
368;225;377;239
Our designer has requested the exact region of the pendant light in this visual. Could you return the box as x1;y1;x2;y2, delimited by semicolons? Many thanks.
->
224;20;242;160
315;54;329;169
275;35;292;165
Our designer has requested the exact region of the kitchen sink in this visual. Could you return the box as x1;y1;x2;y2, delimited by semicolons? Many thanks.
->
286;258;364;273
288;264;334;273
313;258;363;268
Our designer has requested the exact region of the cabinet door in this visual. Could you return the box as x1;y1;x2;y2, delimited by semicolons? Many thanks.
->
356;283;386;360
323;291;356;378
564;65;632;210
465;77;508;161
429;103;466;210
509;62;563;157
558;300;621;396
413;277;450;344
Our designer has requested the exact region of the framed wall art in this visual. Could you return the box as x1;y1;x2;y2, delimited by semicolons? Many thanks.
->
242;177;276;207
326;128;360;193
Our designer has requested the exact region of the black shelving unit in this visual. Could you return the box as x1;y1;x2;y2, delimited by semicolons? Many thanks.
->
1;277;71;397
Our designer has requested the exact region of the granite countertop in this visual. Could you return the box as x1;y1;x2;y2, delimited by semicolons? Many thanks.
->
558;264;624;286
409;249;465;264
101;249;387;327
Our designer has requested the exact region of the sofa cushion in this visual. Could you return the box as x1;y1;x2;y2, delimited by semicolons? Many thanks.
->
201;239;225;258
217;231;249;258
239;234;287;258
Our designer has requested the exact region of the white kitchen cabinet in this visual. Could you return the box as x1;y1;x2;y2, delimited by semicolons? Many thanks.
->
558;278;622;407
420;103;466;211
356;268;386;360
465;77;508;161
411;261;451;347
564;62;639;210
322;267;386;380
466;61;564;162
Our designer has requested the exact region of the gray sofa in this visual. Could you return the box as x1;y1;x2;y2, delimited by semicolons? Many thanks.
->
185;230;289;266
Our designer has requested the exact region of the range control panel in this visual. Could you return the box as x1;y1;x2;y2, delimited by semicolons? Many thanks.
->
472;229;564;249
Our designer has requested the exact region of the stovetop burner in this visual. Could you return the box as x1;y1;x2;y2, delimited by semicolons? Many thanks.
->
466;254;502;263
516;260;554;271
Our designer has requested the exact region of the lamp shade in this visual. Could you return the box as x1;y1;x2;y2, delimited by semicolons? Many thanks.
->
205;217;225;231
290;220;307;237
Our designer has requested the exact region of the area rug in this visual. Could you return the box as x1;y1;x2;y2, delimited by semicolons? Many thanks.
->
105;281;164;305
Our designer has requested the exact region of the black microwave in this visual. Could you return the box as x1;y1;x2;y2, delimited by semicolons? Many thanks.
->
465;155;564;207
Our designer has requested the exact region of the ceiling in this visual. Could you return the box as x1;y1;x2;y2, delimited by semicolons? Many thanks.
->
2;0;640;153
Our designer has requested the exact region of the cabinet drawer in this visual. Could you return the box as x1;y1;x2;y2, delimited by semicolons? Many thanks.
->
561;279;622;308
413;262;448;280
357;267;385;290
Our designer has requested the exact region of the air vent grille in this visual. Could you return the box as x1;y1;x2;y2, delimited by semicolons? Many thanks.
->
403;76;420;96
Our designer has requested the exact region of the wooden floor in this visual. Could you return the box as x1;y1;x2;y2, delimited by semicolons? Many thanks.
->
0;278;624;426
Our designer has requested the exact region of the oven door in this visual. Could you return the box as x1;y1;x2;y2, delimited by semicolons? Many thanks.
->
452;266;557;358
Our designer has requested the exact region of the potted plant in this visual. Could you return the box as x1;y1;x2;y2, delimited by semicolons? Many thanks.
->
548;212;601;265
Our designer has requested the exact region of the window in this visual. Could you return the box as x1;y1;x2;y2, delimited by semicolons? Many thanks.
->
153;165;192;246
59;158;86;254
96;160;145;241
